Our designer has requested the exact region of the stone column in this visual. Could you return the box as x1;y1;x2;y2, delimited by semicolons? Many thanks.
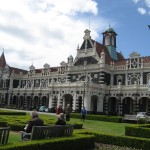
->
48;92;52;108
117;94;122;116
133;94;137;115
73;93;76;111
125;73;128;86
140;72;143;85
111;74;114;85
57;92;60;107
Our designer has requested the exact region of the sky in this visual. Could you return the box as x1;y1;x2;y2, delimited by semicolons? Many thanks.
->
0;0;150;70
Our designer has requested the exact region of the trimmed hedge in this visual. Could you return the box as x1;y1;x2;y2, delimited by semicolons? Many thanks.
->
71;113;122;123
125;125;150;138
0;112;26;116
0;134;95;150
8;123;25;131
75;130;150;150
0;121;7;127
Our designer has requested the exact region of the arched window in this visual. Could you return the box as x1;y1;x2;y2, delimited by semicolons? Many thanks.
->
111;36;115;46
105;35;110;45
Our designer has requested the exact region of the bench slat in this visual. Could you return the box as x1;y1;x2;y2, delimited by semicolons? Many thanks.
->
30;125;73;140
0;127;10;145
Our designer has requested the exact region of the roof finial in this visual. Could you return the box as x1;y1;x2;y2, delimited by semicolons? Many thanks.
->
109;20;110;27
89;16;90;30
3;48;4;53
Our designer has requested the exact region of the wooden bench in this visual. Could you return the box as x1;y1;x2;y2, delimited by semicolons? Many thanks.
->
0;127;10;145
123;114;138;123
21;125;73;140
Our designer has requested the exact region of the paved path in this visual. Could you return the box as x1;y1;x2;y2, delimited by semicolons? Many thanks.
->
0;108;57;116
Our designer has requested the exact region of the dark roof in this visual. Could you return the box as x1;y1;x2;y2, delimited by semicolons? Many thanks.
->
96;42;124;64
9;67;28;74
0;52;6;68
80;39;95;50
142;56;150;63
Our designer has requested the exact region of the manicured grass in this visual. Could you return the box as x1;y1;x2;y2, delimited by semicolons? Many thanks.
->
5;113;136;144
9;132;21;144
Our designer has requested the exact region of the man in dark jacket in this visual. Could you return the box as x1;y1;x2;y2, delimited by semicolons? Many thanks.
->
21;111;44;140
25;111;44;133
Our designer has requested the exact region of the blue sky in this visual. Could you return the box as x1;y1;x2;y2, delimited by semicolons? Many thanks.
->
98;0;150;58
0;0;149;70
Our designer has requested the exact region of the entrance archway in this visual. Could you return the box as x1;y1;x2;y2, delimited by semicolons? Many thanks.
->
91;95;98;114
76;96;82;112
108;97;117;115
12;95;17;107
64;94;73;108
19;96;24;108
122;97;133;114
139;97;150;112
33;96;39;110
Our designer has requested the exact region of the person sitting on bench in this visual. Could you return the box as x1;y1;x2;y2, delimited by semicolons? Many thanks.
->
55;113;66;125
21;111;44;140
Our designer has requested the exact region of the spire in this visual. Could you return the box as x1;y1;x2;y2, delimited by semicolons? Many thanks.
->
0;51;6;68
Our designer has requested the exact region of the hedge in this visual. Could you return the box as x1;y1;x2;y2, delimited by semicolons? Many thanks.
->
125;124;150;138
76;130;150;150
71;113;122;123
0;134;95;150
0;112;26;116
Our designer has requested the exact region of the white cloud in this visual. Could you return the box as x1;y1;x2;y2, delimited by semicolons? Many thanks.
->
132;0;141;4
0;0;107;70
137;7;147;14
145;0;150;8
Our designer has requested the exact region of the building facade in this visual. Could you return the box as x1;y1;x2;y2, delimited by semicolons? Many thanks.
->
0;27;150;115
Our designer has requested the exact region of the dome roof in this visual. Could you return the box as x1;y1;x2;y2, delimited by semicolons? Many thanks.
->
106;27;115;32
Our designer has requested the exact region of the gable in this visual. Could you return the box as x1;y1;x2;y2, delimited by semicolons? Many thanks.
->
74;56;98;66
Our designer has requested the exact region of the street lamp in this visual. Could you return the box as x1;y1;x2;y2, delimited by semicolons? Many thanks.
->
82;76;88;108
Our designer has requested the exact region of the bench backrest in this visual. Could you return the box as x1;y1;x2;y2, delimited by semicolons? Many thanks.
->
124;115;137;120
30;125;73;140
0;127;10;145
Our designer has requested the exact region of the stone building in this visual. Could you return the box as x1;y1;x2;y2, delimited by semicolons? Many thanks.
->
0;27;150;115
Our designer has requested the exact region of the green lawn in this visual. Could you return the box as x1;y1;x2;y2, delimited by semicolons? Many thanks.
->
6;113;134;144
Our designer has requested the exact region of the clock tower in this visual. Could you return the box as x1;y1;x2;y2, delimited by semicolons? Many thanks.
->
102;26;118;60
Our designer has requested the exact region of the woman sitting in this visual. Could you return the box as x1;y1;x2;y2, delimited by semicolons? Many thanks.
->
55;113;66;125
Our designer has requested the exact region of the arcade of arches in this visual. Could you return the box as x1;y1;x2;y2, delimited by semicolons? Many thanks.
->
7;93;150;115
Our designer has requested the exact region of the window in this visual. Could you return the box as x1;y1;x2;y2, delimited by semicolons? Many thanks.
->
117;75;122;85
105;35;110;45
73;76;76;80
94;74;98;78
3;81;6;88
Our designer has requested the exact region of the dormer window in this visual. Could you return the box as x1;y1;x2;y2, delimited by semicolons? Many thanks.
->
128;52;141;69
28;64;35;76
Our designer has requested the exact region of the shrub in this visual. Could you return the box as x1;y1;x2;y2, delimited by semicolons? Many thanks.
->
0;121;7;127
125;125;150;138
0;112;26;116
71;113;122;123
0;134;95;150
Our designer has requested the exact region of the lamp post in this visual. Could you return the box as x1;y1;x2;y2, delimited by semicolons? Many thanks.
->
117;94;121;116
82;76;88;108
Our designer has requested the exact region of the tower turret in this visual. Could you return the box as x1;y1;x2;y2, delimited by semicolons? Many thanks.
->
102;26;118;60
